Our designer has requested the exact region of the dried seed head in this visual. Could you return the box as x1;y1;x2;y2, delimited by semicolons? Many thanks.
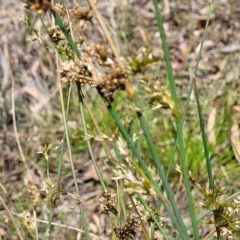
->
70;5;94;21
113;213;140;240
145;206;162;226
113;162;159;197
96;67;134;104
143;77;174;112
27;184;44;205
60;60;92;86
19;211;35;230
99;191;118;215
53;3;66;17
95;44;109;62
217;227;233;240
20;0;51;14
68;192;83;205
48;26;65;44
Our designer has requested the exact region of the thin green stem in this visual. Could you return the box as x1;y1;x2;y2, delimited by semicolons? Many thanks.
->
46;76;90;240
46;73;72;239
78;101;106;190
138;194;169;240
108;106;188;239
152;0;199;238
191;4;214;190
134;102;188;238
60;87;90;240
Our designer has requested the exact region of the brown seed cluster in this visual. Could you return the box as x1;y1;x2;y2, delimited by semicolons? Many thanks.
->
19;211;35;230
53;3;67;17
95;44;109;62
96;67;131;104
60;60;92;87
20;0;51;14
99;191;118;215
19;0;135;105
48;26;65;44
68;192;83;205
70;5;94;21
27;184;45;205
113;213;140;240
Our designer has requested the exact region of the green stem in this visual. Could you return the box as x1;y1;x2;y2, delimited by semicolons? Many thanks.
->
152;0;200;238
45;82;72;238
134;101;188;238
138;194;169;240
79;101;106;190
108;105;188;239
191;4;214;190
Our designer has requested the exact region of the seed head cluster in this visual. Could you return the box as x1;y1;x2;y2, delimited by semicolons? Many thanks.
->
96;67;130;104
113;213;140;240
48;26;65;44
20;0;51;14
95;44;109;62
99;191;118;215
60;60;93;87
20;211;35;230
194;180;240;239
20;0;139;105
70;5;94;21
67;192;83;205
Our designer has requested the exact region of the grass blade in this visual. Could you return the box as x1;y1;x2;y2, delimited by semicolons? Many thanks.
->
152;0;199;238
191;4;214;190
108;105;188;239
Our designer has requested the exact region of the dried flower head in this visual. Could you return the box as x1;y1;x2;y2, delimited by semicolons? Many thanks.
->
145;205;162;227
68;192;83;205
95;44;109;62
195;182;240;238
19;16;42;43
113;213;140;240
143;76;174;113
97;67;134;104
19;211;35;230
99;191;118;215
37;143;53;161
53;3;67;17
219;227;233;240
40;178;54;196
60;60;92;86
20;0;51;14
70;5;94;21
48;25;65;44
27;184;44;205
127;47;159;75
113;162;159;197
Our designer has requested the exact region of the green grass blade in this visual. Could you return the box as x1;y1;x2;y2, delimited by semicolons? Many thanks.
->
45;81;90;240
46;83;72;237
138;194;169;240
79;101;106;190
47;10;90;239
108;105;188;239
134;101;188;237
152;1;199;238
191;4;214;190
